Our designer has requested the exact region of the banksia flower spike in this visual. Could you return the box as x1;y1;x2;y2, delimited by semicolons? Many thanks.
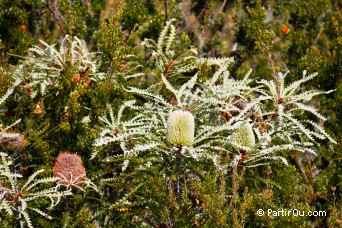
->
231;122;255;150
166;110;195;146
53;152;87;191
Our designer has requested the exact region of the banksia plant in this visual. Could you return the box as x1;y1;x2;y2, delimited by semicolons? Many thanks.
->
0;2;339;226
53;152;89;191
13;35;104;98
166;110;195;146
0;152;72;228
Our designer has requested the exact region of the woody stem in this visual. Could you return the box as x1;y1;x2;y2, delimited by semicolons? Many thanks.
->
176;146;182;202
65;195;70;211
10;155;23;228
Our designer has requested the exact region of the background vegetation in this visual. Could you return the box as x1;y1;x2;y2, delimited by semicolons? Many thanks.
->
0;0;341;227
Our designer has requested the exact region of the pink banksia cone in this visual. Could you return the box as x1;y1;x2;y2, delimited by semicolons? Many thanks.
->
0;132;26;151
53;152;86;189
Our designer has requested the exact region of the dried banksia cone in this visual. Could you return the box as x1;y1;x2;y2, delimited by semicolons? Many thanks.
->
53;152;86;189
0;133;26;151
166;110;195;146
231;122;255;150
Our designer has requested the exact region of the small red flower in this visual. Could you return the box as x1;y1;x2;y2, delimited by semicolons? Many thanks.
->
282;25;289;35
72;75;80;83
21;24;26;32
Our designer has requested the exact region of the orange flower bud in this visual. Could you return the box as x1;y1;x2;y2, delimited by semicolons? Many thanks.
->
24;84;30;90
33;104;42;115
21;24;26;32
24;84;32;95
282;25;289;35
72;75;80;83
83;78;91;88
119;62;127;71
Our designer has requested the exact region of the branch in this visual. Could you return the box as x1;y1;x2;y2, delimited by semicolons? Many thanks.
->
266;53;280;92
296;156;308;185
177;7;207;35
220;0;229;12
335;2;342;20
164;0;168;26
46;1;66;35
305;154;313;177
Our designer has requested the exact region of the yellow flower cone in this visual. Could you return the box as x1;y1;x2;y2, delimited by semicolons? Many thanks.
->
167;110;195;146
231;122;255;150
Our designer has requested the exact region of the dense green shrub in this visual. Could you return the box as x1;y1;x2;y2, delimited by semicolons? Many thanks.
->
0;0;341;227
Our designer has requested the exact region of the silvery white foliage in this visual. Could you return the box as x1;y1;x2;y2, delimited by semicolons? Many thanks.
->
0;119;21;139
81;116;91;124
116;55;145;79
0;79;22;140
258;71;336;144
121;160;130;171
197;56;235;79
0;67;22;116
122;72;239;164
194;68;270;125
92;100;156;159
161;72;199;108
14;35;104;98
0;67;22;108
226;71;336;167
142;19;197;77
94;20;335;169
125;69;336;168
142;19;234;78
94;91;232;166
124;86;172;107
0;152;72;228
